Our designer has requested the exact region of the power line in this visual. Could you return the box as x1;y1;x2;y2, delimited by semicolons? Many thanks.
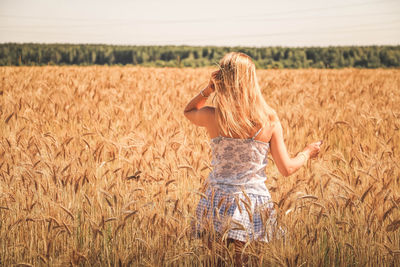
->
0;0;398;45
0;0;396;25
126;19;400;44
245;11;400;23
0;10;398;30
243;0;398;18
0;18;399;43
1;23;398;43
156;27;400;44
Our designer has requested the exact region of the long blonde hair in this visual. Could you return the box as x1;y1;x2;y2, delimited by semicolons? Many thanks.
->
213;52;276;139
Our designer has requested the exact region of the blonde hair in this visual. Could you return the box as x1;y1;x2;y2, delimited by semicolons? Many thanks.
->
213;52;276;139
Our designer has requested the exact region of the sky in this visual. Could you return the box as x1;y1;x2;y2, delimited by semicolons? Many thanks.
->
0;0;399;47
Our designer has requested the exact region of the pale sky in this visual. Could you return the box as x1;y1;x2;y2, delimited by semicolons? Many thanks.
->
0;0;399;47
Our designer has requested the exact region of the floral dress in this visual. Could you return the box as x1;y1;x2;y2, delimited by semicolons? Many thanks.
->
194;128;277;242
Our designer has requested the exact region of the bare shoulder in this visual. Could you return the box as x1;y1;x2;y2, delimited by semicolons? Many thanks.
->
256;110;280;143
203;107;219;138
269;113;285;145
198;106;216;120
184;105;215;128
201;106;215;114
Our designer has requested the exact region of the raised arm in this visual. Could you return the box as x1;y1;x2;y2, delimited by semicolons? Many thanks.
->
183;74;216;127
270;119;321;177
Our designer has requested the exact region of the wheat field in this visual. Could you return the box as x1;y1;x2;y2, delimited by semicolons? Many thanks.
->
0;66;399;266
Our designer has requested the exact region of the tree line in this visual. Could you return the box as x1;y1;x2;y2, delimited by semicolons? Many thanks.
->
0;43;399;68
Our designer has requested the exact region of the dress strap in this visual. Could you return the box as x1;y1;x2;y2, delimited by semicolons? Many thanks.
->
252;126;263;139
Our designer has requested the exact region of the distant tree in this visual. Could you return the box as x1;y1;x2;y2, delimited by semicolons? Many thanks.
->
380;49;399;67
0;43;399;68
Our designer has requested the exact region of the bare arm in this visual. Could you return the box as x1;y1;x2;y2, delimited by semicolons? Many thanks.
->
270;119;321;177
183;75;215;127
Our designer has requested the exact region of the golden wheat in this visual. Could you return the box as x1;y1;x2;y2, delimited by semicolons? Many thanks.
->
0;66;399;266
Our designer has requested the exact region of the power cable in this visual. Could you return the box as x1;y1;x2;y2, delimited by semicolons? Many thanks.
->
0;0;397;25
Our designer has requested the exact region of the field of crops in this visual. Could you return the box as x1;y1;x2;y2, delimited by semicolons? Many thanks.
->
1;66;399;266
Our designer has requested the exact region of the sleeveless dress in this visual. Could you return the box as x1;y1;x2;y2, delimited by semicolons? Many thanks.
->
194;128;277;242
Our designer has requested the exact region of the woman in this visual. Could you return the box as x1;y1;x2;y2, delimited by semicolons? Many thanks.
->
184;52;321;265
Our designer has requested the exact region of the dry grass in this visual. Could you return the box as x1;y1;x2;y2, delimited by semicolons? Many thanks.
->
0;66;399;266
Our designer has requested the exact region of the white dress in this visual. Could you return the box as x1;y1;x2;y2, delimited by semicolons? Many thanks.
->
194;128;277;242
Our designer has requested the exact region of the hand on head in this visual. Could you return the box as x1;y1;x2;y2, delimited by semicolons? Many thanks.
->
203;71;219;96
211;70;221;81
